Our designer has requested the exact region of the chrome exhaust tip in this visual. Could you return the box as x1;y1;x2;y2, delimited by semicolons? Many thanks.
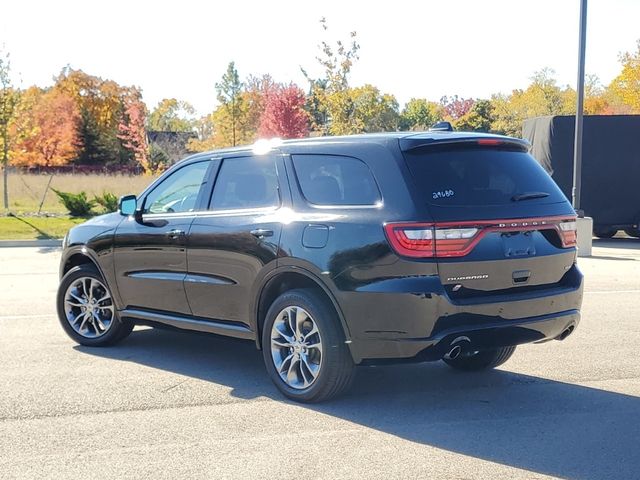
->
443;335;471;360
558;325;575;341
444;344;462;360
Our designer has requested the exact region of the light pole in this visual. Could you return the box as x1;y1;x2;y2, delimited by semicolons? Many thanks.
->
572;0;588;214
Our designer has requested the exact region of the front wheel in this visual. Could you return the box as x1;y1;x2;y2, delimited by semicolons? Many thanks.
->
57;264;133;347
443;346;516;371
262;289;355;403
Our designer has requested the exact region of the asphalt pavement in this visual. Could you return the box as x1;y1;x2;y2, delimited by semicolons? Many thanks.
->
1;241;640;479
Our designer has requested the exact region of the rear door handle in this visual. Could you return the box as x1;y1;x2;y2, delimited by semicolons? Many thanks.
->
250;228;274;238
166;229;186;239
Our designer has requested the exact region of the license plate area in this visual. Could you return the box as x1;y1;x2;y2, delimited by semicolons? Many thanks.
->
502;231;536;257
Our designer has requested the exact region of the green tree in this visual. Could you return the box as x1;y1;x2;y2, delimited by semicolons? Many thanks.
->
303;18;360;135
0;49;19;209
214;62;247;146
400;98;442;131
148;98;196;132
453;99;495;132
350;85;399;133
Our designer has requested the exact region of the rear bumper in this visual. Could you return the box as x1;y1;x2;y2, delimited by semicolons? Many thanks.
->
353;309;579;365
340;265;583;364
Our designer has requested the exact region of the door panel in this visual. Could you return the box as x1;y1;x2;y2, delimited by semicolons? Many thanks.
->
185;153;284;326
186;213;282;324
113;160;214;315
114;216;193;314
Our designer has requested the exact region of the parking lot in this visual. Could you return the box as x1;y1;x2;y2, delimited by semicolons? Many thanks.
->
1;242;640;479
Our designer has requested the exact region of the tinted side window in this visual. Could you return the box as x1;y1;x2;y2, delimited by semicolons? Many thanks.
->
292;154;381;205
144;161;210;214
210;156;279;210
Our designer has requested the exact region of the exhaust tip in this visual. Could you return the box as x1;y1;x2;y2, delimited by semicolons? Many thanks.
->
558;325;575;341
443;336;471;360
444;344;462;360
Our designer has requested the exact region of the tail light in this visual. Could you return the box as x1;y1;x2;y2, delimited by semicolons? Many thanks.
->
558;220;577;247
385;216;577;258
384;223;480;258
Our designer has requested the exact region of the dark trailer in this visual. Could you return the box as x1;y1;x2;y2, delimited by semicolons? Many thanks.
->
523;115;640;238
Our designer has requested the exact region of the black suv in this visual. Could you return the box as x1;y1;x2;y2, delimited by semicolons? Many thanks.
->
57;132;583;402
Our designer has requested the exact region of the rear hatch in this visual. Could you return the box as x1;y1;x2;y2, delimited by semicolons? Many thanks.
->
388;135;578;299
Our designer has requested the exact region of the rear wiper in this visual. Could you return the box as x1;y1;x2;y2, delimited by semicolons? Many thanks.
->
511;192;550;201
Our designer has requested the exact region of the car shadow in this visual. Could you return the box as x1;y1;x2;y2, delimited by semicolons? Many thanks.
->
593;237;640;250
588;254;636;261
76;328;640;480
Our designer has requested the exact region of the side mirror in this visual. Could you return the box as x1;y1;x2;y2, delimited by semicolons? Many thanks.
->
118;194;138;216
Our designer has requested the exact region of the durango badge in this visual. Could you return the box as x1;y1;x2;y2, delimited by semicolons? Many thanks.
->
446;274;489;282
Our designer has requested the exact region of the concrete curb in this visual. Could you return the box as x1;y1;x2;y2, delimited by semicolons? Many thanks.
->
0;239;62;248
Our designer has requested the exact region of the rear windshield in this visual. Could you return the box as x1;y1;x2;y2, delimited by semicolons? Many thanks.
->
403;146;568;206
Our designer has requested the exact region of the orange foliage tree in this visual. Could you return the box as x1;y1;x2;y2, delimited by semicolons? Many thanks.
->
11;87;81;166
118;89;151;173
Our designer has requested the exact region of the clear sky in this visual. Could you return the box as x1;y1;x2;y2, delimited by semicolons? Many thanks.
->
1;0;638;115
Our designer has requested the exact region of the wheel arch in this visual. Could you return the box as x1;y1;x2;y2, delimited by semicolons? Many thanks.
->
254;266;353;352
59;246;123;310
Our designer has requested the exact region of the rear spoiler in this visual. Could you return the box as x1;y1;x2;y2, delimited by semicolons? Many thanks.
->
399;136;530;152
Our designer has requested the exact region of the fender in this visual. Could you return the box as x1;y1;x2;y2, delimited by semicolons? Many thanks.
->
59;244;125;311
252;262;353;350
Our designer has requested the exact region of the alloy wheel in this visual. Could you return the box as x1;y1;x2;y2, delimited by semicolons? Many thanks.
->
270;306;323;389
63;276;115;338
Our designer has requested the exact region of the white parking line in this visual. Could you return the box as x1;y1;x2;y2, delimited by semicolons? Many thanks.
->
586;290;640;294
0;314;56;320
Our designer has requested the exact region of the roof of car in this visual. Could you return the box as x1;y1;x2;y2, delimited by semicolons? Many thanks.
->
184;130;529;162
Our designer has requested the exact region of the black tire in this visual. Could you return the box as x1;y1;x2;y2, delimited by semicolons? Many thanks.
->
262;288;355;403
624;228;640;238
443;346;516;371
57;264;133;347
593;227;617;239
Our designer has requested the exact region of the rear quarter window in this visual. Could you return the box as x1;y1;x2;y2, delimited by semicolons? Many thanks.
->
292;154;381;206
403;146;568;206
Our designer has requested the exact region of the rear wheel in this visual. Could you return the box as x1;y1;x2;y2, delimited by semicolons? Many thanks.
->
443;346;516;371
624;228;640;238
593;227;617;239
57;264;133;346
262;288;355;403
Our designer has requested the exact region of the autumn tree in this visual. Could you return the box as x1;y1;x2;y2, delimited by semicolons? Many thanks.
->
187;114;216;152
148;98;196;132
400;98;442;131
608;40;640;113
245;74;275;133
55;68;128;164
440;95;475;121
490;68;576;136
583;75;609;114
117;89;151;173
10;86;81;167
258;83;309;138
